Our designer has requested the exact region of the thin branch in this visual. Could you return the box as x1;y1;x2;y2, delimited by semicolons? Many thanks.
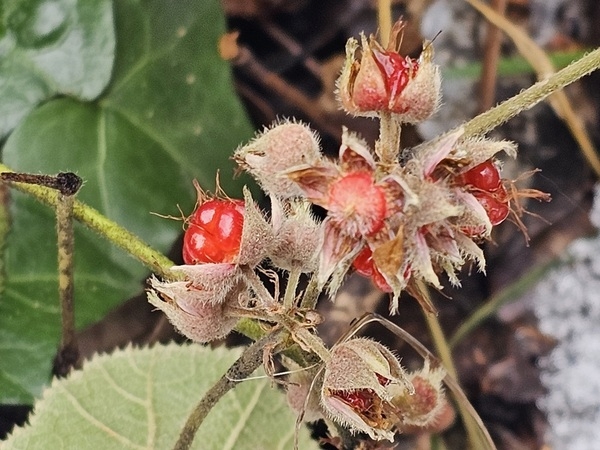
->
1;172;84;376
283;265;302;310
0;165;176;279
458;47;600;137
172;333;278;450
299;274;320;309
54;177;82;376
477;0;508;113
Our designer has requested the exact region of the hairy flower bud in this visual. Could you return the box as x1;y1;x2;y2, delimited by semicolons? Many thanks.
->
147;276;240;343
269;196;321;272
236;187;274;266
283;357;324;423
234;121;323;198
337;19;441;123
321;338;413;441
168;263;242;305
390;360;446;429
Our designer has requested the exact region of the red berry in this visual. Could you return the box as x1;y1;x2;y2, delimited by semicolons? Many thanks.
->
372;49;418;99
335;389;373;411
183;199;245;264
375;373;391;387
460;161;502;192
334;373;390;411
352;247;392;292
473;191;509;226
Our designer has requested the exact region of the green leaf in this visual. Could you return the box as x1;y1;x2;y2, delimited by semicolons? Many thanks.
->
0;0;115;138
2;344;320;450
0;0;254;403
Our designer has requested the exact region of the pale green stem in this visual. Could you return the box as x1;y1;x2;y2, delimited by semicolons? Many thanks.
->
0;164;176;279
459;47;600;137
283;264;302;310
299;273;320;309
173;333;277;450
239;265;276;305
276;313;331;363
377;0;392;47
420;285;487;450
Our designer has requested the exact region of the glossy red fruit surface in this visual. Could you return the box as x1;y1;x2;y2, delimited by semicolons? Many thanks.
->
473;191;509;226
352;247;393;292
183;199;245;264
372;49;418;98
335;389;374;411
460;160;502;192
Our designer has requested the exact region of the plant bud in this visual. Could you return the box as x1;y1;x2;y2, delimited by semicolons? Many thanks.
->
147;277;240;343
320;338;413;441
234;121;323;198
170;263;242;305
236;187;274;266
390;360;446;429
269;196;321;273
337;19;441;123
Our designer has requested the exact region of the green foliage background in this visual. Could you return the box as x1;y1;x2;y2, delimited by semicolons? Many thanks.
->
0;0;254;404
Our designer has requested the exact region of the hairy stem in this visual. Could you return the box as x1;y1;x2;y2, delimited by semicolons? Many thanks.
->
54;190;80;376
276;313;331;363
0;164;176;279
240;265;276;305
459;47;600;137
283;265;302;310
0;181;9;296
172;334;277;450
376;111;401;167
299;274;320;309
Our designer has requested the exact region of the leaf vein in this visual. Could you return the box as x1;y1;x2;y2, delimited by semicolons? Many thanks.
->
223;380;268;450
4;288;60;314
98;364;146;406
146;343;157;449
58;383;146;449
104;105;199;178
97;109;111;216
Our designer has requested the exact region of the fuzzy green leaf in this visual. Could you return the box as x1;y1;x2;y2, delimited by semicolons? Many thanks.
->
2;344;319;450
